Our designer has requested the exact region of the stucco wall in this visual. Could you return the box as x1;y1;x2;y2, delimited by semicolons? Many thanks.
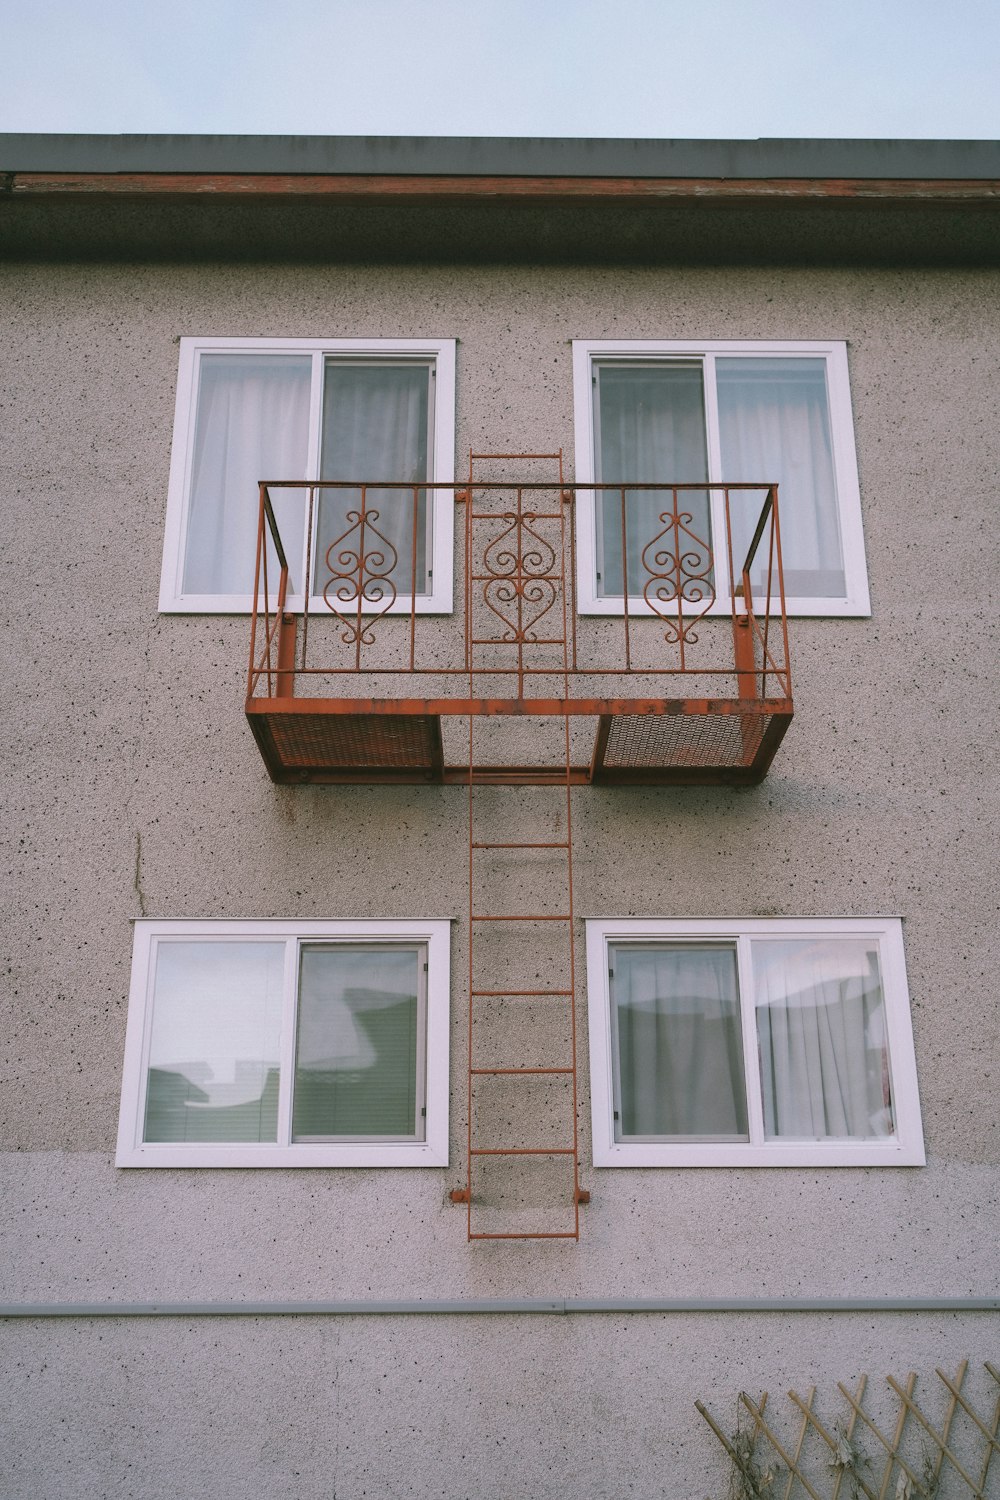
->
1;259;998;1498
2;1314;996;1500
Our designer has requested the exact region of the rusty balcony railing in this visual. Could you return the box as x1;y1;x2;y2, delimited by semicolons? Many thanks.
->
245;475;793;785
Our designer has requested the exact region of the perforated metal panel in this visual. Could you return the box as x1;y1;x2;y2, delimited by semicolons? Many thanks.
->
600;711;767;770
262;712;441;771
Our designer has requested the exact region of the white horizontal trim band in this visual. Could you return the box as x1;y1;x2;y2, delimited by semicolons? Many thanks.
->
1;1297;996;1318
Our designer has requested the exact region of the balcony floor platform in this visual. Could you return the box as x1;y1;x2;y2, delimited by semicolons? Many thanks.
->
245;695;793;787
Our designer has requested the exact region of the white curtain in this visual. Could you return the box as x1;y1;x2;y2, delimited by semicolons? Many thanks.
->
612;943;748;1139
317;363;430;599
595;363;711;598
717;358;845;598
183;354;311;596
753;938;894;1139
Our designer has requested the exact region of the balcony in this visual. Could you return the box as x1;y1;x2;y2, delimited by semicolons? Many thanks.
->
245;468;793;786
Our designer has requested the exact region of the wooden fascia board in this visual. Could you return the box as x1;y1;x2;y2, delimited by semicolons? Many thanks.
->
6;171;1000;203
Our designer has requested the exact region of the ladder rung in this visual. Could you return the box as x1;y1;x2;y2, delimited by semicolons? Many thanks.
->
470;1067;574;1076
471;841;569;850
470;989;573;997
468;635;564;645
470;913;571;922
470;1147;576;1157
469;1231;579;1241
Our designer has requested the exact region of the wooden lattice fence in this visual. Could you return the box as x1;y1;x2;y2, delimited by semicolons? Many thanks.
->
697;1361;999;1500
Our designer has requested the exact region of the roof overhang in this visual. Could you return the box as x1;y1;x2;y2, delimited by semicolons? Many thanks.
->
2;134;998;265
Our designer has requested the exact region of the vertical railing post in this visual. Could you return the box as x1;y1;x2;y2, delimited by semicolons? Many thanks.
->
261;495;272;696
301;482;315;678
730;486;758;706
247;481;267;700
733;612;757;702
619;485;631;672
276;608;297;700
274;520;293;698
564;481;578;675
409;483;419;673
672;486;685;673
770;483;792;700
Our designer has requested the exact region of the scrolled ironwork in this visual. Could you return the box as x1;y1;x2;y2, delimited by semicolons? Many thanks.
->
483;576;558;642
480;512;560;641
322;505;399;646
641;509;716;645
482;513;557;578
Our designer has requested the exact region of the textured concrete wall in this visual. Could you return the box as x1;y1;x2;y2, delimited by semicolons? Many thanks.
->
1;259;998;1498
1;1314;996;1500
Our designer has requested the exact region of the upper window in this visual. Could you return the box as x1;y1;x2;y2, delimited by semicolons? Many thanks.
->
572;341;869;616
160;338;456;613
586;918;923;1167
117;920;450;1167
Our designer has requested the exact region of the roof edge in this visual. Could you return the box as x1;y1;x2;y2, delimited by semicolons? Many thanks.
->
2;134;999;180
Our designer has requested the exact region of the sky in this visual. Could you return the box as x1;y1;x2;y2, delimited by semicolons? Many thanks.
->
2;0;998;140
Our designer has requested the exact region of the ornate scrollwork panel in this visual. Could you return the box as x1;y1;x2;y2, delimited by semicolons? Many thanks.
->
641;508;716;646
321;505;399;646
480;512;560;641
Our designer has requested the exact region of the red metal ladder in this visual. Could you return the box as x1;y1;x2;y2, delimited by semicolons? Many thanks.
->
450;452;588;1240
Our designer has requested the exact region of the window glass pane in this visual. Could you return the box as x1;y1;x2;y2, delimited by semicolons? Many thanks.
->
717;357;845;598
183;355;311;595
293;944;422;1140
594;362;711;599
752;938;894;1139
316;362;431;599
610;942;748;1140
144;941;284;1143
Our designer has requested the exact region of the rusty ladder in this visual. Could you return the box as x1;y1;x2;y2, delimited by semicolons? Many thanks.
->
449;452;588;1240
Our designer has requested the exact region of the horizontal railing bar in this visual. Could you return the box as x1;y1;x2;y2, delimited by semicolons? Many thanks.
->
248;696;791;715
468;638;566;646
260;479;777;492
258;666;781;678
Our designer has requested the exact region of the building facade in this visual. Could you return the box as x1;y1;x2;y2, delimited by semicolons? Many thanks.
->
1;135;998;1499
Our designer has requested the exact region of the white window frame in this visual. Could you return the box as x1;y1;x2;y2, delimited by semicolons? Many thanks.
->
572;340;870;617
117;919;450;1168
586;917;923;1168
159;337;457;614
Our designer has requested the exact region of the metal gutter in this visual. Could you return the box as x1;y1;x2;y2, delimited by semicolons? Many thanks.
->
1;1297;997;1318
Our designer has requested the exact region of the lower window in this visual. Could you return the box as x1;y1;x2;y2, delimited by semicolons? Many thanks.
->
585;918;923;1166
117;920;450;1167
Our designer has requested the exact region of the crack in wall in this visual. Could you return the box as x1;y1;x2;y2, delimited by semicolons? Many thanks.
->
133;830;147;919
121;613;157;922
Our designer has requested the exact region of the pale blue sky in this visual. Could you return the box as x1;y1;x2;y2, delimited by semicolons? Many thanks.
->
2;0;997;139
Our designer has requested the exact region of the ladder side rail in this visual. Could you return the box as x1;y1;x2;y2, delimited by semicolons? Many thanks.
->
558;465;584;1230
458;454;584;1239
